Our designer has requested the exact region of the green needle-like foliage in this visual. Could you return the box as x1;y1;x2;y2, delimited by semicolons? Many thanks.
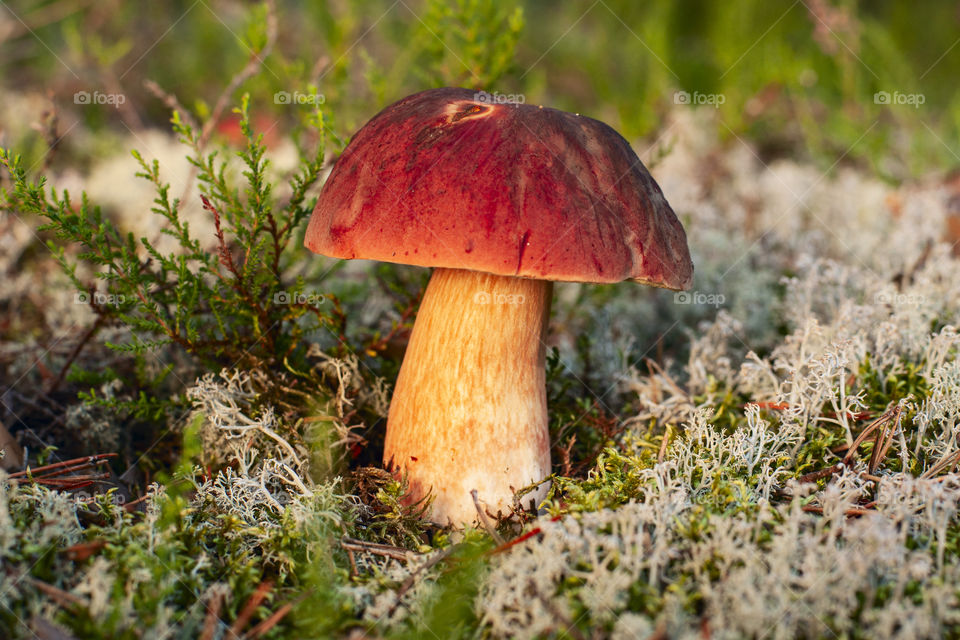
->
1;95;333;375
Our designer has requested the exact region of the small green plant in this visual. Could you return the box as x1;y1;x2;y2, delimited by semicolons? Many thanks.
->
415;0;525;88
0;95;369;478
1;95;333;374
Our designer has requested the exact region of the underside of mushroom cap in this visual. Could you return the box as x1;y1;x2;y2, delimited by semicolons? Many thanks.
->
305;87;693;290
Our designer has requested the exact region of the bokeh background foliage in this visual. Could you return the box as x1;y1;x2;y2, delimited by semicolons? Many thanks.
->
3;0;960;176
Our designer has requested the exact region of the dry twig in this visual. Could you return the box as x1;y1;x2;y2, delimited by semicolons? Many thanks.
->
200;590;225;640
26;577;88;609
228;580;273;639
471;489;505;545
340;537;414;563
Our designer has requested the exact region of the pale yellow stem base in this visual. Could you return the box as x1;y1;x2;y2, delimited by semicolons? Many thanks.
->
384;267;552;526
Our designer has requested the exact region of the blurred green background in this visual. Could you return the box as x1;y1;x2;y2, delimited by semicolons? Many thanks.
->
2;0;959;180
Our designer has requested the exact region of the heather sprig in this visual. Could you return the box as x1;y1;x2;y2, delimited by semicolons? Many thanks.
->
1;95;332;376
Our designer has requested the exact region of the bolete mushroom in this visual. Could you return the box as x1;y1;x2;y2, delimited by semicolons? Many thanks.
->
305;87;692;525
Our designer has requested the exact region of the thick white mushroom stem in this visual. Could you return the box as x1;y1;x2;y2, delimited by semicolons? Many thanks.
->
384;267;552;526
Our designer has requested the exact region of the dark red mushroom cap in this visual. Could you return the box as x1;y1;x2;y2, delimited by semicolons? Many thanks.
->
306;87;693;289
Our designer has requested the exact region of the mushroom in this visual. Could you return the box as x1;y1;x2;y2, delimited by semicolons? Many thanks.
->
305;87;692;525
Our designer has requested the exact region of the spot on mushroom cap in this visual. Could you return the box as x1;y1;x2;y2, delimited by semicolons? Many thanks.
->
305;87;693;290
